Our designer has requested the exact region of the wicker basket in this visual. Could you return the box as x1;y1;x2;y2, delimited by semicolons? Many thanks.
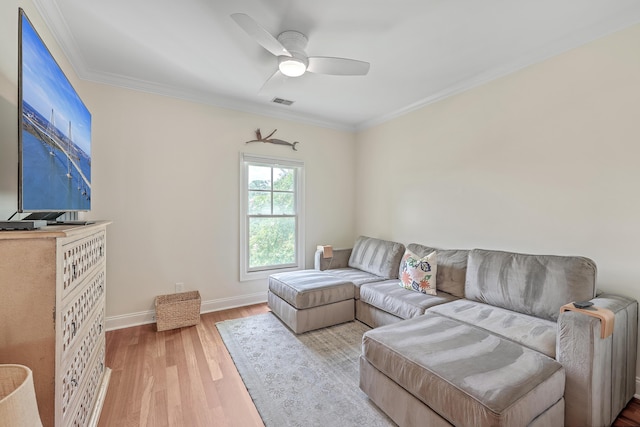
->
155;291;201;331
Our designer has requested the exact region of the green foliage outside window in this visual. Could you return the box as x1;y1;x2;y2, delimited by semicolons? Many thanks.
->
247;166;296;269
249;217;296;268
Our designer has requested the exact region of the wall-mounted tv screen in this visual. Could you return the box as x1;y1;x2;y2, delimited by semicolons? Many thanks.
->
18;8;91;214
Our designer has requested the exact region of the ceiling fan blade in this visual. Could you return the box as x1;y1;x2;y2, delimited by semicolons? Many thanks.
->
259;69;288;93
231;13;291;58
307;57;370;76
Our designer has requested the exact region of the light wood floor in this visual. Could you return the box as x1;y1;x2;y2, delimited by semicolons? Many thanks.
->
98;303;270;427
99;302;640;427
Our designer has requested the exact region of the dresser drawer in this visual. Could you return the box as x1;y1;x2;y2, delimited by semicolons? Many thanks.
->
62;230;106;300
61;268;105;356
59;305;104;424
68;341;106;427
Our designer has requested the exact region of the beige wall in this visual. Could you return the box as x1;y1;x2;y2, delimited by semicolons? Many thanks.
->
0;2;357;322
86;84;357;319
356;23;640;380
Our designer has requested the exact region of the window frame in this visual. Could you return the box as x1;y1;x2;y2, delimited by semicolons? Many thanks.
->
240;153;305;281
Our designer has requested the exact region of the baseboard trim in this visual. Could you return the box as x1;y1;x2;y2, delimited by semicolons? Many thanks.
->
105;292;268;331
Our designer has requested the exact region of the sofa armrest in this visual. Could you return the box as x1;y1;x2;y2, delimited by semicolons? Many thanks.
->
557;293;638;427
314;248;352;270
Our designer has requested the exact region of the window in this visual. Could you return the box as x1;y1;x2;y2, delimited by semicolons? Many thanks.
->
240;154;304;281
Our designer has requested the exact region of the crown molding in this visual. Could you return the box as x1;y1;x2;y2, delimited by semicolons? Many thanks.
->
356;10;640;131
80;67;357;132
32;0;88;79
33;1;640;135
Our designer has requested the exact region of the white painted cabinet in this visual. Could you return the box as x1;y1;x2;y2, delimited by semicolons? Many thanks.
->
0;222;110;427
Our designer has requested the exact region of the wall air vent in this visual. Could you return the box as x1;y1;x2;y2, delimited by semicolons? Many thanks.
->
272;97;295;106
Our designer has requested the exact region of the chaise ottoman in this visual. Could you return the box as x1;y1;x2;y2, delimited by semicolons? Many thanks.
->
268;270;355;334
360;313;565;426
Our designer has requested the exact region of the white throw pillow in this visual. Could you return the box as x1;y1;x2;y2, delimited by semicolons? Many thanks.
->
399;249;437;295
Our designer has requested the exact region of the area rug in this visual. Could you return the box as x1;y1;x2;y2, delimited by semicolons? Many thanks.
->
216;312;395;427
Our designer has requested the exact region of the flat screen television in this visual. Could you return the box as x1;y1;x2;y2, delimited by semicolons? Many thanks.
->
18;8;91;220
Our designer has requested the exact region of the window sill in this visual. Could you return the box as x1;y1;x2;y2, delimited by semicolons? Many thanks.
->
240;265;302;282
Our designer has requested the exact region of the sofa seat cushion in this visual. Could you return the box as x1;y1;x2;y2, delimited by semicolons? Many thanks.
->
325;268;384;298
269;271;354;309
362;314;565;427
359;280;458;320
428;300;557;358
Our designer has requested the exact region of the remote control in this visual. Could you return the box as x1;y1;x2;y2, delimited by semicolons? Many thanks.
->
573;301;594;309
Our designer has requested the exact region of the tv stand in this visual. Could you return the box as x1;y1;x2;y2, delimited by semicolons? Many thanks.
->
0;221;111;425
23;212;66;221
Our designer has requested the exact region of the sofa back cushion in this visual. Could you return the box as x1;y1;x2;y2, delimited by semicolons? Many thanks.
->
407;244;468;298
348;236;405;279
465;249;597;321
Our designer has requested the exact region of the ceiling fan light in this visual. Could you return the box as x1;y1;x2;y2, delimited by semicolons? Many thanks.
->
279;57;306;77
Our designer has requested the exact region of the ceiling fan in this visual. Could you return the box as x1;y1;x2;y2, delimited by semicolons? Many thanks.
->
231;13;370;88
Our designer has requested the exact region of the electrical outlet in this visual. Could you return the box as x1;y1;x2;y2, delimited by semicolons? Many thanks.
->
175;282;184;293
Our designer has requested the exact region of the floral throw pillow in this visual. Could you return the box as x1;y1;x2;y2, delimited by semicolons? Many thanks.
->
399;249;437;295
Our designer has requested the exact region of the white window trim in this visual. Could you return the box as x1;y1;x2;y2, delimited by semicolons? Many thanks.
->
240;153;305;281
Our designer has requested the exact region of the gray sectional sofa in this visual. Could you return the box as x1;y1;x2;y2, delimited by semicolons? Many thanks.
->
269;236;637;426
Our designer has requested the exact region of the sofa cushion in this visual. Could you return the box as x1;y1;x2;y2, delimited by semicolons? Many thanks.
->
359;280;457;319
399;249;437;295
428;299;557;358
348;236;405;279
269;271;354;309
465;249;597;321
362;314;565;427
325;267;384;298
407;244;468;298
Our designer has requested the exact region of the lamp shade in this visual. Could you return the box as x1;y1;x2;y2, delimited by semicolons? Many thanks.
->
0;365;42;427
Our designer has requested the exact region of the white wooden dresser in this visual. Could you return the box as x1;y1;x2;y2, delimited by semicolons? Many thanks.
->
0;221;111;426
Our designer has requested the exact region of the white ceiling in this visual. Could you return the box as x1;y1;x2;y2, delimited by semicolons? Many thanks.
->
33;0;640;131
